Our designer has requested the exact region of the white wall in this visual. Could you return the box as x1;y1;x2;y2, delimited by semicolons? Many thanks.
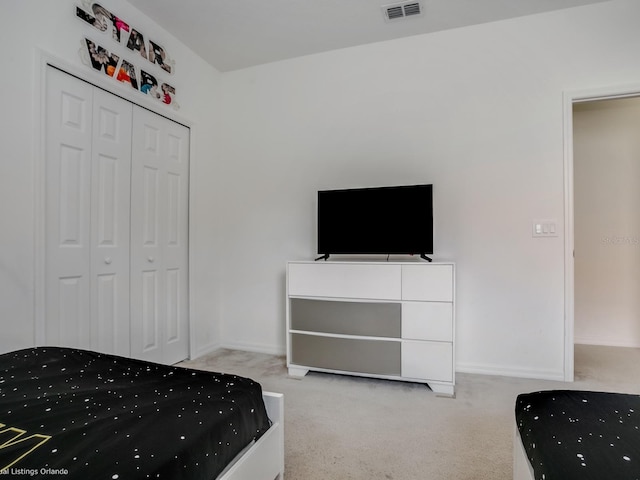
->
4;0;640;380
212;0;640;379
0;0;223;356
574;97;640;347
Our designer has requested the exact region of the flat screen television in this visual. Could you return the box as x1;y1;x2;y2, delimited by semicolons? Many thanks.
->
317;184;433;261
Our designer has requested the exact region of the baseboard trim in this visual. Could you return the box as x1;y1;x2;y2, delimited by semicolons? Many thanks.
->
220;341;286;357
456;362;565;382
574;337;640;348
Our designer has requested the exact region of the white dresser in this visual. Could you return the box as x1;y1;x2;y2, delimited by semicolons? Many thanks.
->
286;261;455;396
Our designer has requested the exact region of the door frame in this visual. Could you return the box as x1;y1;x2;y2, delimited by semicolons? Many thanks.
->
35;50;195;358
563;83;640;381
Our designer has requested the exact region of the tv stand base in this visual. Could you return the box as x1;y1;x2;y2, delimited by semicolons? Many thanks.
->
288;366;309;378
288;367;454;396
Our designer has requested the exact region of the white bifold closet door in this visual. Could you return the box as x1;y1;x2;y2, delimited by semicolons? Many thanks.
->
45;67;132;357
44;66;189;365
130;107;189;365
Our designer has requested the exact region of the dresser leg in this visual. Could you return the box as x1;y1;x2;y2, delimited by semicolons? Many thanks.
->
428;382;455;397
288;366;309;378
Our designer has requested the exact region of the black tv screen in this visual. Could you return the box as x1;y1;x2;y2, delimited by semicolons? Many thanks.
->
317;184;433;258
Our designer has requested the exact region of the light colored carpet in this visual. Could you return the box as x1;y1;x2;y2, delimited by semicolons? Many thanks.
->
180;345;640;480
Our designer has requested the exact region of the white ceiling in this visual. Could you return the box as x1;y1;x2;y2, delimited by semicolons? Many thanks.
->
126;0;610;72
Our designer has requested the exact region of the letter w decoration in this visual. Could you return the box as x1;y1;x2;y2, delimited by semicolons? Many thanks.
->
0;424;52;470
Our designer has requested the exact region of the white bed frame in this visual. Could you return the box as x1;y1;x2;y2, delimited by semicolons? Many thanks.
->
512;426;535;480
218;391;285;480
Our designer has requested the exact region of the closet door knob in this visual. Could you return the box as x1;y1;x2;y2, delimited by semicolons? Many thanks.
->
104;257;112;265
147;256;155;263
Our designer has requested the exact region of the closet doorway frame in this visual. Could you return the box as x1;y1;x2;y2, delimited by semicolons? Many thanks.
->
563;82;640;382
34;51;195;360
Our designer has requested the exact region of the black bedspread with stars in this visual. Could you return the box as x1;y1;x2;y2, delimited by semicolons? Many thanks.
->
0;347;271;479
516;390;640;480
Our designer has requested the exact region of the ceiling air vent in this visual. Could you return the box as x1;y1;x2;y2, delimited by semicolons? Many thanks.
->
382;2;423;22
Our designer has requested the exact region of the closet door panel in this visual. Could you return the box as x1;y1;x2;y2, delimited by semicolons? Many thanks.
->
166;268;180;343
45;68;93;348
141;270;160;350
55;276;88;348
142;166;160;243
163;122;189;365
139;163;161;356
131;121;164;363
90;89;132;356
58;147;87;245
131;107;189;365
95;273;117;353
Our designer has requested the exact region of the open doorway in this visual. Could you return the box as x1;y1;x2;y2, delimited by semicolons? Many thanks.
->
565;90;640;382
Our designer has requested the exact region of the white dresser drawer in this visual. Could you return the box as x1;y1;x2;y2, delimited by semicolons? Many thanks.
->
288;262;401;300
401;340;453;382
401;264;453;301
402;302;453;342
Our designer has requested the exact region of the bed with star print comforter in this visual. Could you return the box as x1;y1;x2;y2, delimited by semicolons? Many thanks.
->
0;347;272;479
515;390;640;480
